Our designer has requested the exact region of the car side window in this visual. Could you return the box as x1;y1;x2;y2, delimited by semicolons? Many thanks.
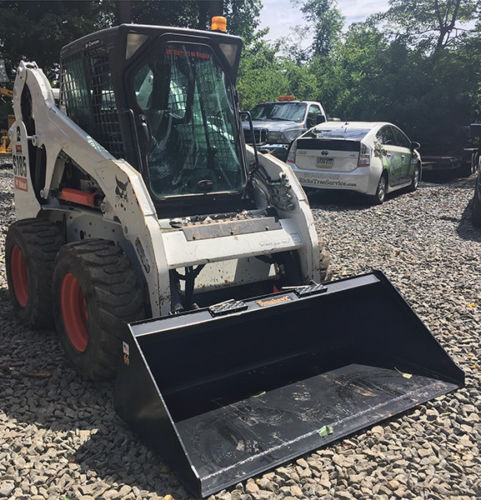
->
391;126;411;148
376;126;394;146
306;105;323;128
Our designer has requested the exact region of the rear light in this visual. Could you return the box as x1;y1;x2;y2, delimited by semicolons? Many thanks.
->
287;140;297;164
358;142;371;167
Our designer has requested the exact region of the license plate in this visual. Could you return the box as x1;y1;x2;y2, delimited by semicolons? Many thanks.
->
316;157;333;168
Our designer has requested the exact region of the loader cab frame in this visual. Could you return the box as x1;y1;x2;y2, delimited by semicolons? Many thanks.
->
59;24;248;216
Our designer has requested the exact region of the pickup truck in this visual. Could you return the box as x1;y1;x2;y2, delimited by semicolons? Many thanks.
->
242;97;327;161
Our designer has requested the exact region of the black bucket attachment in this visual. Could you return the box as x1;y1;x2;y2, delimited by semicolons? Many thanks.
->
114;271;464;498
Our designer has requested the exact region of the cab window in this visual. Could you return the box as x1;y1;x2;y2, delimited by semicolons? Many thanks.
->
306;105;323;128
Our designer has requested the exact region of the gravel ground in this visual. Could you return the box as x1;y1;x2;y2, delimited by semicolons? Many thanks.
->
0;159;479;500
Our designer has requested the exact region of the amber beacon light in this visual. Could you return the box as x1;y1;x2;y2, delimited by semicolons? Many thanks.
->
211;16;227;32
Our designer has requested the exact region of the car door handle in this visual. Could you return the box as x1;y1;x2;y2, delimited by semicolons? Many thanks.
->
401;154;406;158
386;153;392;157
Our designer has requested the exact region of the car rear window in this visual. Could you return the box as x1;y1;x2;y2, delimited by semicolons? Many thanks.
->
306;128;370;140
297;138;361;151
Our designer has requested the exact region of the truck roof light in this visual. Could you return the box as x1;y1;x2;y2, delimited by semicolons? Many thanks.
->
279;95;294;101
211;16;227;32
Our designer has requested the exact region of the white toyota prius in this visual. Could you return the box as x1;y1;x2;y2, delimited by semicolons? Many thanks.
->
287;121;422;203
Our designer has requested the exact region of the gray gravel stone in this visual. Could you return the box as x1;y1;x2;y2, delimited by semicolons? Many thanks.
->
0;163;479;500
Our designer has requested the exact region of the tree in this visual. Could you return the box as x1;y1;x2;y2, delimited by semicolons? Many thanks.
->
378;0;479;51
0;1;110;80
237;39;289;109
0;0;262;81
298;0;343;57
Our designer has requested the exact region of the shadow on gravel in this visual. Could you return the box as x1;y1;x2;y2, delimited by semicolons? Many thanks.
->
456;198;481;242
74;429;188;499
307;185;409;210
0;287;187;498
421;172;476;190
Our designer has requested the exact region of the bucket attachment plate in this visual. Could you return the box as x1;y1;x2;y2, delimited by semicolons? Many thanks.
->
114;271;464;498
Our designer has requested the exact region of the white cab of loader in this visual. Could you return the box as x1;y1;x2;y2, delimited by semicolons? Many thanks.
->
6;23;322;379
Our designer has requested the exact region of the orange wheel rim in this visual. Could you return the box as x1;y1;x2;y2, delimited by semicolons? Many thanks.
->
11;245;28;307
61;273;88;352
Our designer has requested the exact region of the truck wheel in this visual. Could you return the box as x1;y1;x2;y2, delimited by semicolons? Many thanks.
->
409;163;421;192
52;240;146;380
370;172;387;204
5;219;64;328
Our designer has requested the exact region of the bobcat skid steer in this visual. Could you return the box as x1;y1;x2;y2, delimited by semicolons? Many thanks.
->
5;21;463;498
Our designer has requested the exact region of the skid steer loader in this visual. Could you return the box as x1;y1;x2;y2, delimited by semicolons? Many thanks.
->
5;21;463;498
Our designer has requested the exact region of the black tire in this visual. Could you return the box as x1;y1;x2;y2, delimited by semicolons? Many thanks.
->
472;172;481;228
52;240;146;380
409;163;421;192
370;172;387;204
5;219;64;328
460;153;478;177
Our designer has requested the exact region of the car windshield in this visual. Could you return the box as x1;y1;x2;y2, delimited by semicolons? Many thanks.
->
133;42;244;198
250;102;307;122
306;127;371;140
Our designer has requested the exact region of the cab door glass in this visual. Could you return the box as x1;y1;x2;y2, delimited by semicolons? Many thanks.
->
132;42;244;198
306;105;322;128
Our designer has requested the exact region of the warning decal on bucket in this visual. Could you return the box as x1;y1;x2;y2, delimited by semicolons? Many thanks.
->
256;295;291;307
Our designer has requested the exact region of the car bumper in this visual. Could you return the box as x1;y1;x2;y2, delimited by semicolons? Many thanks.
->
290;164;380;195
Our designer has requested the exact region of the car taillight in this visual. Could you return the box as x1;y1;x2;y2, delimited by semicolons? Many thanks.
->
287;141;297;164
358;142;371;167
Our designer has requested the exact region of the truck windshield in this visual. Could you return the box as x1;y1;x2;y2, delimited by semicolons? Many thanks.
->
250;102;307;122
133;42;244;198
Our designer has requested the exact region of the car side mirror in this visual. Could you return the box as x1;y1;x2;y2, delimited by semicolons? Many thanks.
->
411;141;421;151
316;115;325;124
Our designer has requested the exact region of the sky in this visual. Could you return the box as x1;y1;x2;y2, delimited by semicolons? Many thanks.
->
259;0;390;44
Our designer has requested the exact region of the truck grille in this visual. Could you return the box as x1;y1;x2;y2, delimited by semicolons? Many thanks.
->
243;128;267;145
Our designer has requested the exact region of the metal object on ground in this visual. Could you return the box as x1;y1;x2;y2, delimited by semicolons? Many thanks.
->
114;271;464;498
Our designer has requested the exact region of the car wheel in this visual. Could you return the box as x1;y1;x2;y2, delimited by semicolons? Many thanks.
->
472;171;481;227
409;163;421;192
370;172;387;204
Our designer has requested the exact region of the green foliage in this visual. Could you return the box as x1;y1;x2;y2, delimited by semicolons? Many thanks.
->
0;0;261;80
379;0;479;52
237;39;289;109
299;0;343;57
0;0;109;80
237;0;481;153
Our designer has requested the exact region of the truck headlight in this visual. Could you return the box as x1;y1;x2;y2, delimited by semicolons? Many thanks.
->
267;131;283;143
283;129;301;143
